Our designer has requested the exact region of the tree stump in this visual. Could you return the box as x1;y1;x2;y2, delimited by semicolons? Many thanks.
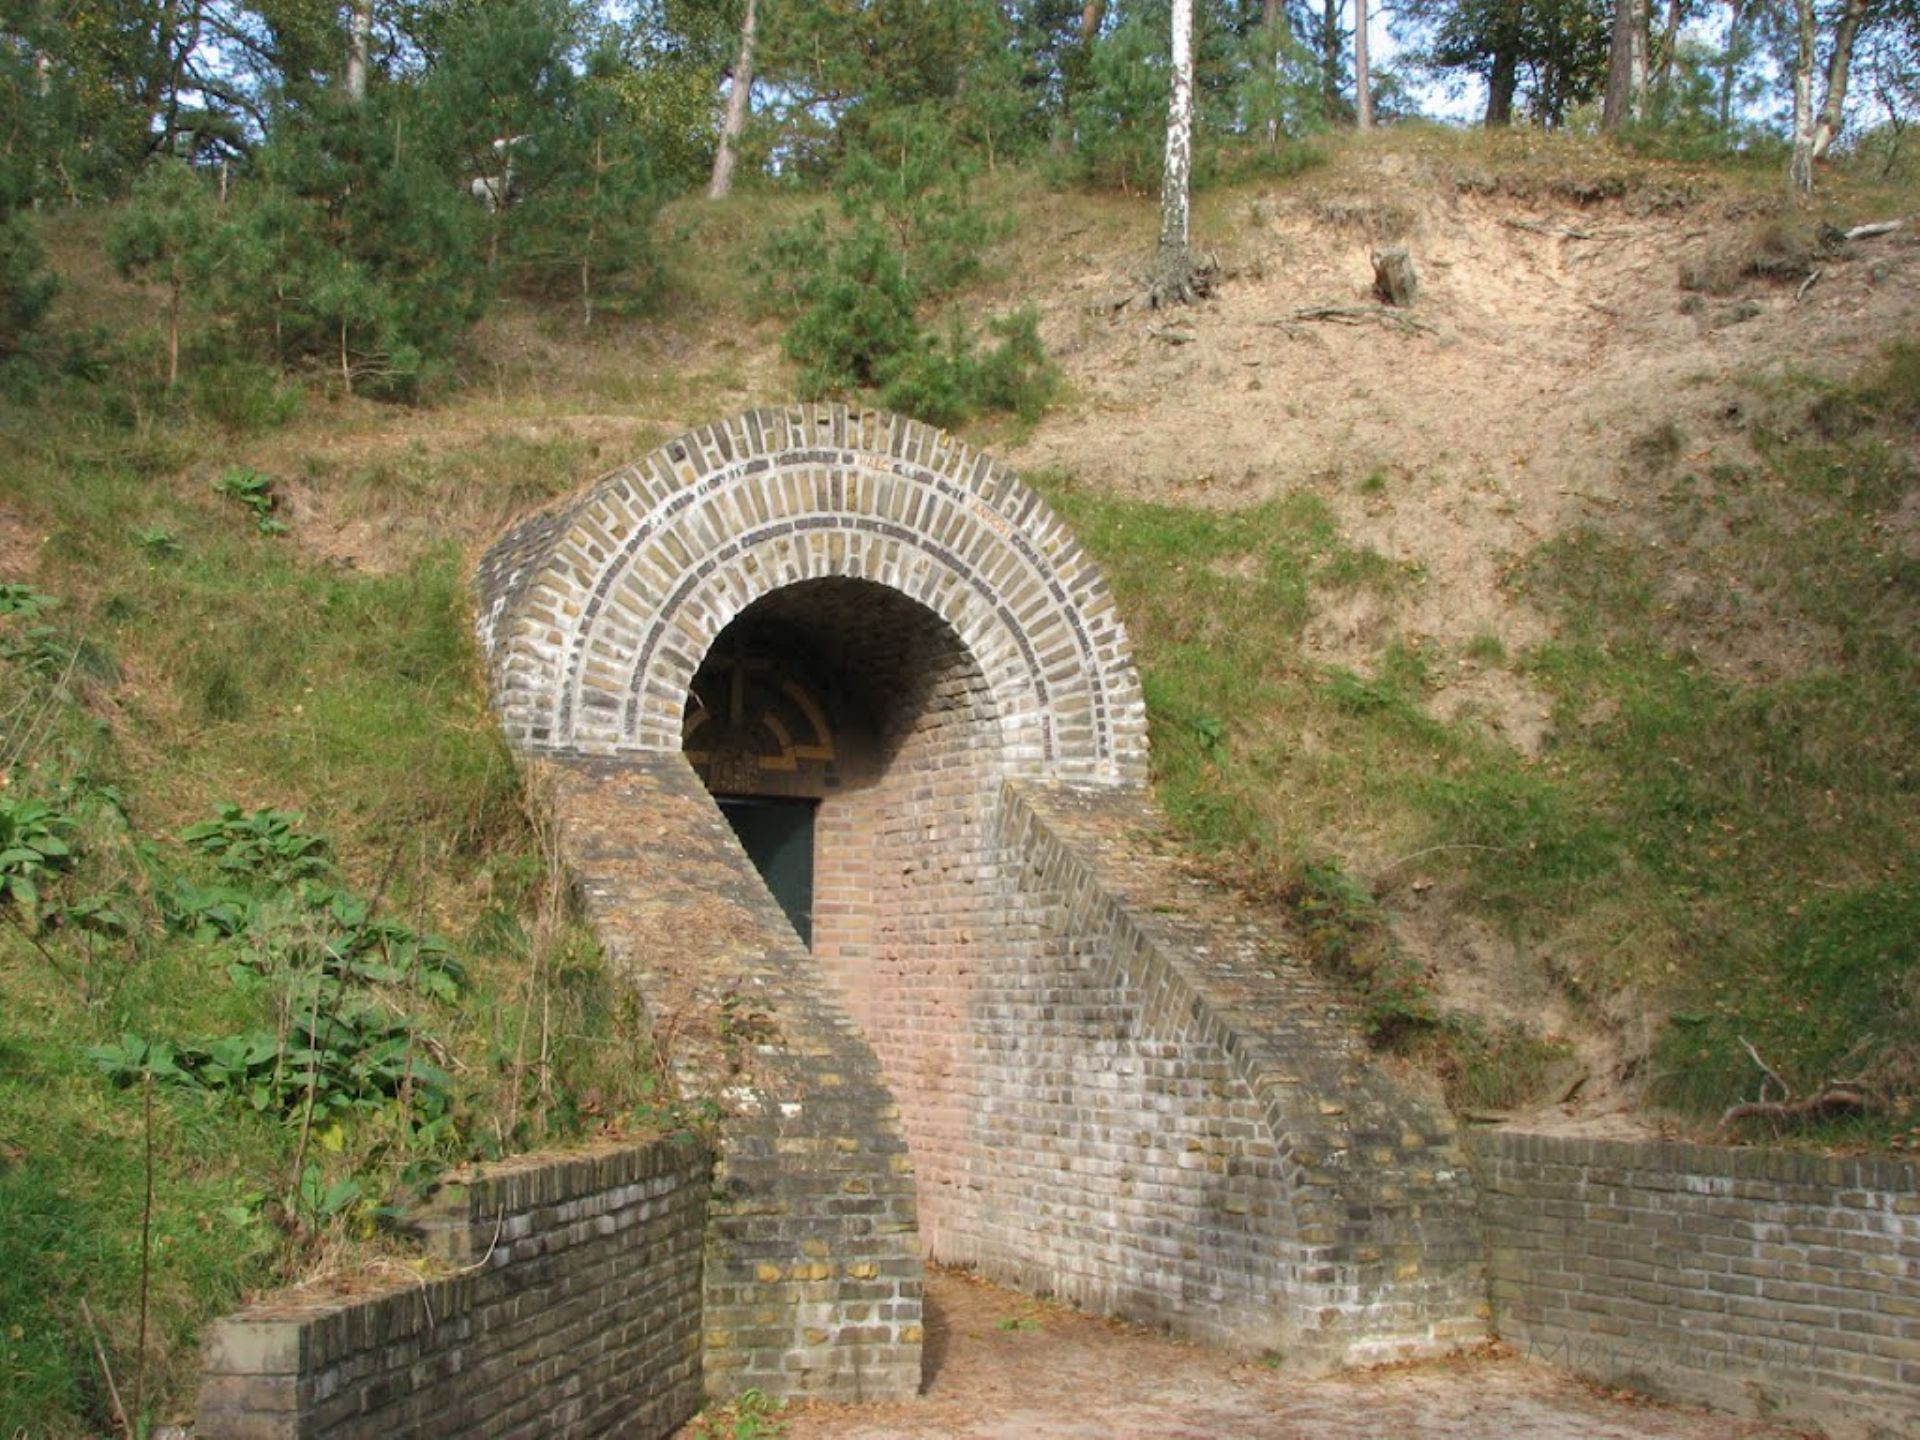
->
1371;247;1419;307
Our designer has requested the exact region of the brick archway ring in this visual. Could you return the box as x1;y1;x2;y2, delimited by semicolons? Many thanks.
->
476;406;1148;786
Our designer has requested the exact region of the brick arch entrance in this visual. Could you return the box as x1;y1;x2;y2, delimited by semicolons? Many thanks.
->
476;407;1485;1405
475;405;1147;785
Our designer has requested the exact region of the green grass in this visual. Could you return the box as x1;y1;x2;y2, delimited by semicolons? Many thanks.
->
1508;348;1920;1120
1036;342;1919;1135
0;385;676;1435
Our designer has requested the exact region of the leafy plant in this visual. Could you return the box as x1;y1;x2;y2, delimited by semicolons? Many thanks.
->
687;1387;786;1440
296;1163;363;1223
212;467;288;536
133;525;182;558
0;583;51;617
89;986;456;1131
181;805;330;882
158;876;258;940
0;796;73;928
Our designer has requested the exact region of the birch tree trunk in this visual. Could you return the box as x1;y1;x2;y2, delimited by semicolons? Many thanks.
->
708;0;758;201
1156;0;1195;302
1354;0;1372;129
1789;0;1817;196
1810;0;1870;161
345;0;371;104
1602;0;1649;128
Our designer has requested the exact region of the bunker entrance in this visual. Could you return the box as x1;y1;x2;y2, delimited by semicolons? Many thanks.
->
682;575;1008;1256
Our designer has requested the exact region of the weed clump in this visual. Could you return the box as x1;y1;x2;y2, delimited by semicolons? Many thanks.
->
1678;218;1829;294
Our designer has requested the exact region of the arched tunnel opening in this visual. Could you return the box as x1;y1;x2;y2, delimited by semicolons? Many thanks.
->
681;576;1009;1257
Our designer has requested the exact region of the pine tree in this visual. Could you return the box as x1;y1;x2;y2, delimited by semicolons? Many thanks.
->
107;160;219;387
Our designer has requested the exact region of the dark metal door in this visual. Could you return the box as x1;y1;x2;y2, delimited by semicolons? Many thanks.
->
716;796;817;948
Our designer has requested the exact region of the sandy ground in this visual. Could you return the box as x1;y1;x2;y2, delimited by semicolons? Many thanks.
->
748;1269;1813;1440
1012;152;1919;673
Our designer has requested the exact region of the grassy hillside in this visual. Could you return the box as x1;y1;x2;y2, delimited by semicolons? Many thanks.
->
0;131;1915;1432
0;290;682;1432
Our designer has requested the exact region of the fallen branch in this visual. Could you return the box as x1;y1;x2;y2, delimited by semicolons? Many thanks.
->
1796;267;1824;304
1844;218;1905;241
1265;305;1438;336
79;1299;132;1440
1146;325;1195;345
1501;218;1627;241
1738;1034;1787;1099
1719;1085;1868;1131
1717;1034;1870;1132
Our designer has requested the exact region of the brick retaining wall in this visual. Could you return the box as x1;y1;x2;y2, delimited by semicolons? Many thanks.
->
1472;1131;1920;1438
969;781;1487;1364
197;1139;708;1440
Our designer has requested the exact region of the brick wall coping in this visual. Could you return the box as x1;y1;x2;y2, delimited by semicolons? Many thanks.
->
1006;779;1486;1357
1469;1129;1920;1194
197;1135;709;1440
206;1138;702;1342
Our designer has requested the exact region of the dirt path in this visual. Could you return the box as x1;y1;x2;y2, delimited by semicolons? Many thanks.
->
760;1270;1810;1440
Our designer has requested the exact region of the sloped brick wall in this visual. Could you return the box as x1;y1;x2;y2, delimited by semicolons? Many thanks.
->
541;755;923;1403
1473;1132;1920;1439
962;782;1488;1364
197;1140;706;1440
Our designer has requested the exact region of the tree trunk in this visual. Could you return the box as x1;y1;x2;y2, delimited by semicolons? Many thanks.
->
1264;0;1283;143
167;276;181;388
1717;0;1744;131
1809;0;1869;161
1602;0;1649;128
1372;246;1417;305
345;0;371;104
1654;0;1685;99
1321;0;1342;120
1354;0;1372;129
1486;47;1518;126
1081;0;1106;44
708;0;758;200
1789;0;1817;196
1157;0;1196;302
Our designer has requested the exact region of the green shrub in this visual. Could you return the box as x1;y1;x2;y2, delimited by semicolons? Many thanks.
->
780;219;922;395
758;122;1054;428
0;210;56;359
879;308;1060;429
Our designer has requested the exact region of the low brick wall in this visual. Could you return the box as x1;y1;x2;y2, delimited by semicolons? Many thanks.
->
197;1139;708;1440
961;781;1487;1365
1472;1131;1920;1438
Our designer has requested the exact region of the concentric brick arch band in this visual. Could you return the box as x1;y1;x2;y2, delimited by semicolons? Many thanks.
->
475;405;1148;784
